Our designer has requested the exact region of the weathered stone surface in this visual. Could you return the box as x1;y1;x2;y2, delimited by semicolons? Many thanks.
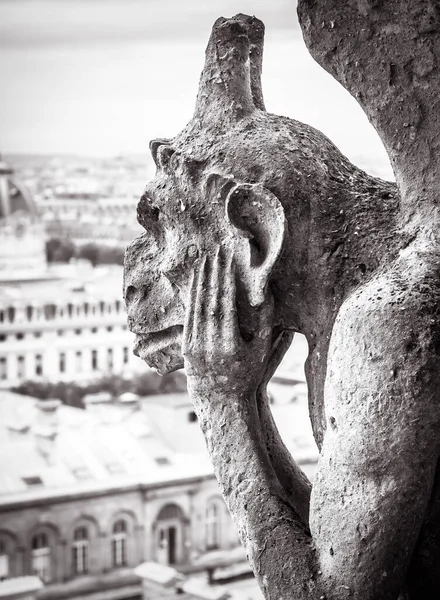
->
124;9;440;599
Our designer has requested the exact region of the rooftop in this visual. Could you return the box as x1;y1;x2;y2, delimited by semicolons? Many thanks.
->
0;334;317;504
0;390;213;505
0;378;318;508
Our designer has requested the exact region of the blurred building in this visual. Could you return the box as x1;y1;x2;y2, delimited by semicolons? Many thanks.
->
0;391;242;600
0;157;144;388
0;264;144;387
40;195;142;244
134;562;264;600
0;156;46;275
0;382;318;600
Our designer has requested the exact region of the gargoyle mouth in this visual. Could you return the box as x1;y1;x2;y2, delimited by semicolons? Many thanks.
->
133;325;183;357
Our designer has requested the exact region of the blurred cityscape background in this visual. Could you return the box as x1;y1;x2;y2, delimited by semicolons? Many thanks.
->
0;1;394;600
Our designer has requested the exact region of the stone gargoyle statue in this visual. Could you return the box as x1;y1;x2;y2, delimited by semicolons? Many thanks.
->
124;14;440;600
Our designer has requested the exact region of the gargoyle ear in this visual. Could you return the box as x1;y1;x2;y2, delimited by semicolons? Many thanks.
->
225;183;286;307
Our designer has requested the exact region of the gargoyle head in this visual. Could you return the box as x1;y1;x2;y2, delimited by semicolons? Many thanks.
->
124;14;397;374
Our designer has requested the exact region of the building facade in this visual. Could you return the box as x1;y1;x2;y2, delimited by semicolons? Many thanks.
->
0;476;235;600
0;156;46;276
0;392;241;600
0;265;144;387
40;195;142;243
0;156;145;388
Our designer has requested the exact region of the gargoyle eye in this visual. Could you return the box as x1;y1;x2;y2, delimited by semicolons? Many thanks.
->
137;192;160;229
149;138;172;168
157;145;177;171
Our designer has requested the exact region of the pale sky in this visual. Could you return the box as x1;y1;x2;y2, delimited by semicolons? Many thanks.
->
0;0;393;178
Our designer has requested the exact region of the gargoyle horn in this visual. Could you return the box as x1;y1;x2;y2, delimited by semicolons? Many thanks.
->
193;15;266;129
235;13;266;111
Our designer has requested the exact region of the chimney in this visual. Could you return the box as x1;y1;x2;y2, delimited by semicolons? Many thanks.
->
115;392;140;419
34;399;61;465
134;562;184;599
83;391;113;420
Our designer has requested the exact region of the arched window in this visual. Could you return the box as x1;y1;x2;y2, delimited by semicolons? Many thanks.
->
111;520;127;568
0;540;9;580
72;527;89;575
206;501;222;550
31;532;51;582
156;504;185;566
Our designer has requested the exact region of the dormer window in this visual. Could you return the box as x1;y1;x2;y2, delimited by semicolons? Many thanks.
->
22;476;43;487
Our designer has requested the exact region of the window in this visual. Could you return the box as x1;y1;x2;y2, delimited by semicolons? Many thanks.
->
0;540;9;580
91;327;97;334
59;352;66;373
91;350;98;371
22;475;43;488
206;502;221;550
75;351;82;372
72;527;89;575
34;331;42;338
16;333;24;340
0;357;6;380
67;303;74;317
44;304;56;320
71;466;92;481
123;347;129;365
7;307;15;323
111;520;127;568
26;306;34;321
188;411;197;423
0;334;5;342
57;330;63;336
32;533;51;583
17;356;25;379
106;326;113;332
35;354;43;376
107;348;113;371
74;329;82;335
